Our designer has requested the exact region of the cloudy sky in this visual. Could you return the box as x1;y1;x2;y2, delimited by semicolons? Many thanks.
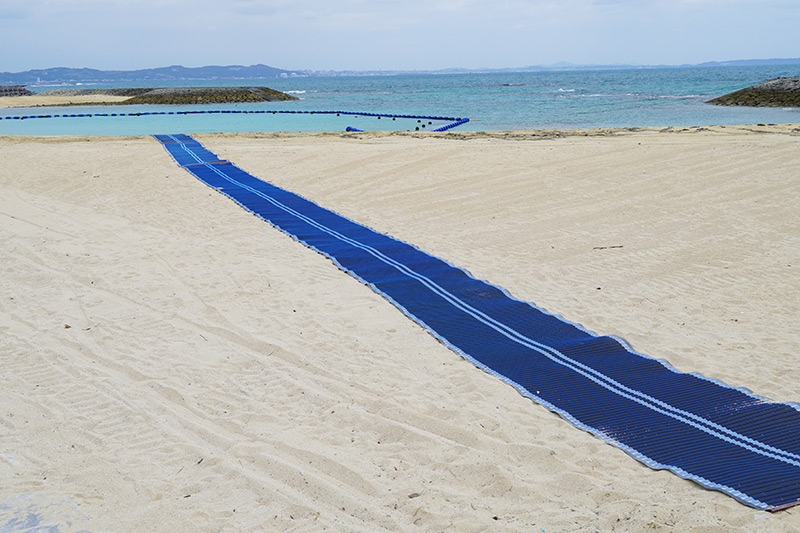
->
1;0;797;72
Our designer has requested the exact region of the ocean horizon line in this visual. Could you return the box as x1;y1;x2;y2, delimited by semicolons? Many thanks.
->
3;57;800;85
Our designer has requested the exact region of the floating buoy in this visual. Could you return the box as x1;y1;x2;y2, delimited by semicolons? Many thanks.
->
0;108;470;133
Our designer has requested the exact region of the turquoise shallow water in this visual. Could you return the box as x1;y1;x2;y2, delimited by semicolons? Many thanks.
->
0;107;459;135
2;65;798;134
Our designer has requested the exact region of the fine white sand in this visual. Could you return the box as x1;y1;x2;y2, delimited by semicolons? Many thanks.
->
1;125;799;531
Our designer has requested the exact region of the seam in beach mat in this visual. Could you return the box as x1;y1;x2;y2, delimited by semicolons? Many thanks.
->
155;133;800;511
180;160;230;167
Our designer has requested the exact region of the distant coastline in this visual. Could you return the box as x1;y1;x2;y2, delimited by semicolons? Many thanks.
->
2;58;800;85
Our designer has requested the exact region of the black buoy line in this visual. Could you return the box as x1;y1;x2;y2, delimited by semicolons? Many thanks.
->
2;109;470;132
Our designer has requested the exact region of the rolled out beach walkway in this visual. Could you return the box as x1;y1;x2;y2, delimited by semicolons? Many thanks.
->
1;125;799;531
155;132;800;511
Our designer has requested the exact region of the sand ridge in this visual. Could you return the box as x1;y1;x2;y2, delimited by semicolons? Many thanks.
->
1;126;799;531
0;94;132;108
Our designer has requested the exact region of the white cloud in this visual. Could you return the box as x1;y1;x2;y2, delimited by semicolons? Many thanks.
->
1;0;798;71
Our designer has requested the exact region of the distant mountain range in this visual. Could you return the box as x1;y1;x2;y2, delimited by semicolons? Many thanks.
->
0;64;303;85
2;58;799;85
693;58;800;68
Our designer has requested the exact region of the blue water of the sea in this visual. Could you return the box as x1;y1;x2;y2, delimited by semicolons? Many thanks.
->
2;65;798;135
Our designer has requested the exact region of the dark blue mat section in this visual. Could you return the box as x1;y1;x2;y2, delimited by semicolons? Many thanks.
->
155;133;800;512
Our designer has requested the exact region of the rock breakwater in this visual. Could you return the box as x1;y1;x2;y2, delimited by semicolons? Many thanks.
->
37;86;298;105
0;85;33;97
707;77;800;107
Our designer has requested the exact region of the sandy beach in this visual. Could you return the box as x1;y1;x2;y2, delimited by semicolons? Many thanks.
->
1;125;799;531
0;95;132;109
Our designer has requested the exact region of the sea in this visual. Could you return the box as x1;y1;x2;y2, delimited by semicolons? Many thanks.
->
2;65;799;135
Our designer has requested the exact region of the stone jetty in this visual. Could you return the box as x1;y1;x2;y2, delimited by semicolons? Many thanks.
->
37;86;298;105
707;77;800;107
0;85;33;97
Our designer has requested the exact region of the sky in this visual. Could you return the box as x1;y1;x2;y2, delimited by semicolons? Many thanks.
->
1;0;798;72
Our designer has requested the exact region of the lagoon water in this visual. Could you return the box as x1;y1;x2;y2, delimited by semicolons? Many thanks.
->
2;65;799;134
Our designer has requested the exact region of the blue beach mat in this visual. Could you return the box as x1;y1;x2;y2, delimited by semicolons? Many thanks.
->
155;133;800;512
